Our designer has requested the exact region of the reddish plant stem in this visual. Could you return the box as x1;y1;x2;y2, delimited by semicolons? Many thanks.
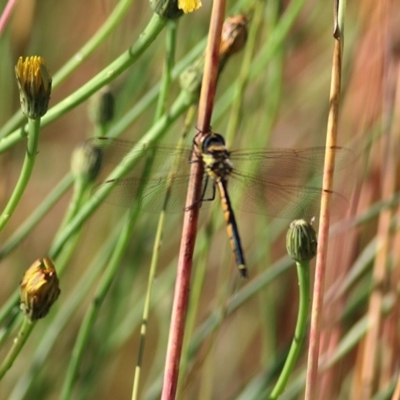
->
160;2;226;399
0;0;18;37
305;25;343;400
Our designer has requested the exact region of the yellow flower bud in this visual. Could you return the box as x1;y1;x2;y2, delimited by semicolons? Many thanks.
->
15;56;52;119
20;257;60;322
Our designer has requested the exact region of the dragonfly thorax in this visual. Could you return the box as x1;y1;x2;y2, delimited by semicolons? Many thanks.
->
200;133;233;181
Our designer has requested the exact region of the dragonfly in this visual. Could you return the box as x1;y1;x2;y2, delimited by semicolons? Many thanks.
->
89;132;351;277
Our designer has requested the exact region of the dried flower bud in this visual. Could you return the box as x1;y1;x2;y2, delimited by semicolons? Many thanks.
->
286;220;317;263
15;56;52;119
20;257;60;322
179;15;247;98
71;141;103;183
220;15;248;58
89;86;115;126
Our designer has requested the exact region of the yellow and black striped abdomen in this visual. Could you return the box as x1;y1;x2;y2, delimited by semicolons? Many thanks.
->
215;178;247;277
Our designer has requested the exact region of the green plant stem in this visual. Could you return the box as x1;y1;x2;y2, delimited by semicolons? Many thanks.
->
0;118;41;232
54;175;90;244
60;206;140;400
154;20;177;123
0;14;167;154
268;260;310;399
9;225;121;400
131;21;178;400
213;0;306;123
0;82;196;330
0;317;34;379
0;165;97;382
0;0;135;139
49;90;195;259
225;0;264;145
0;174;73;260
131;211;167;400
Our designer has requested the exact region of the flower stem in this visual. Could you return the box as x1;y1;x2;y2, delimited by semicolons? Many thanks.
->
0;118;41;232
0;317;34;380
268;260;310;399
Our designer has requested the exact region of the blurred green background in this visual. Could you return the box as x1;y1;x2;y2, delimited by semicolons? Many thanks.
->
1;0;399;399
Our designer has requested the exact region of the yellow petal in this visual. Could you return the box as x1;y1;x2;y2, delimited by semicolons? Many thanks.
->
178;0;201;13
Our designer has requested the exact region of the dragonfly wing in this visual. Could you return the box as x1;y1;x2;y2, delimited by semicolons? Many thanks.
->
228;174;348;219
231;146;353;180
99;173;214;213
86;137;193;179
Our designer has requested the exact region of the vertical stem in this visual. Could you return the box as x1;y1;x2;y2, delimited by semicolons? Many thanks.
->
305;1;346;398
160;2;226;399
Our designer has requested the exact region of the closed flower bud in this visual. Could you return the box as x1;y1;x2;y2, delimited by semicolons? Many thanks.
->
220;15;248;58
286;220;317;263
71;141;103;183
179;56;205;98
180;15;247;98
20;257;60;322
15;56;52;119
89;86;115;126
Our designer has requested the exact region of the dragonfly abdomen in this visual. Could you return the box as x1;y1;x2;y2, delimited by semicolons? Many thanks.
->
216;179;247;277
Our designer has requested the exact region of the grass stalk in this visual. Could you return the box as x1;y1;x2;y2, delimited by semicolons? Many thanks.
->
305;1;346;398
131;20;179;400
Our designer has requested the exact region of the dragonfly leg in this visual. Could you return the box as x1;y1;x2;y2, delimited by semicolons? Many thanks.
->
183;177;215;211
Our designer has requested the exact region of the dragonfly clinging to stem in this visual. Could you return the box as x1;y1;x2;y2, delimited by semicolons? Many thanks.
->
88;131;351;277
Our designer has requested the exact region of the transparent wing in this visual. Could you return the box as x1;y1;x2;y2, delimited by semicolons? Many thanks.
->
99;174;216;213
87;137;193;179
88;137;349;217
230;146;353;181
227;172;348;219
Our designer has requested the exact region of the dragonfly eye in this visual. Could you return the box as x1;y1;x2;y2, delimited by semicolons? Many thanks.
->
201;133;226;153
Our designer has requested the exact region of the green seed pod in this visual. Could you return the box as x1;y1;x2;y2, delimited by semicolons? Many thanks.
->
20;257;61;323
88;86;115;126
286;220;318;263
71;141;103;184
15;56;52;119
179;56;204;99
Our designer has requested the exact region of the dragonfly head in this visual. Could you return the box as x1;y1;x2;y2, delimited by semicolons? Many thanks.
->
200;133;226;154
